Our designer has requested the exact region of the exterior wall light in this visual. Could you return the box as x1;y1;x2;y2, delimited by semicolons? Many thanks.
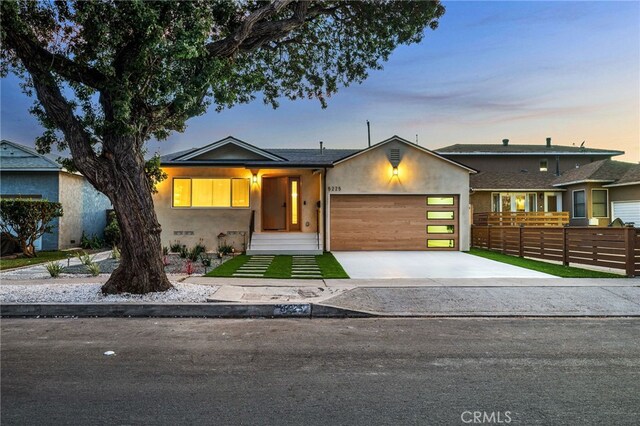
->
392;166;398;176
252;174;258;183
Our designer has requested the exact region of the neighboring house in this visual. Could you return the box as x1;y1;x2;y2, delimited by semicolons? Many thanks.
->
552;159;640;227
436;138;624;215
0;140;112;251
156;135;475;254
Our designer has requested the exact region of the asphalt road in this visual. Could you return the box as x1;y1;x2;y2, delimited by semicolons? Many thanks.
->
2;318;639;425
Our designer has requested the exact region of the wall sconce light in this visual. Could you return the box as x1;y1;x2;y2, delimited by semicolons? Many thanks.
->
392;166;399;176
252;174;258;184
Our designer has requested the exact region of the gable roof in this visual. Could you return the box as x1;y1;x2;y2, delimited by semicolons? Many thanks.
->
333;135;477;173
471;171;563;191
552;159;640;187
173;136;287;162
436;143;624;157
605;164;640;187
0;140;62;171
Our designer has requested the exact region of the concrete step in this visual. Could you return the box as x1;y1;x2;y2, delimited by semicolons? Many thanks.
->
251;233;319;241
246;249;323;255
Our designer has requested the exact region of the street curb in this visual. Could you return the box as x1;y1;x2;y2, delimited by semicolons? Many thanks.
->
0;303;374;318
2;303;639;318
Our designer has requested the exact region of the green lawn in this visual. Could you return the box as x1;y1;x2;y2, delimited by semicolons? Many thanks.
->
468;248;625;278
205;253;349;279
0;250;81;271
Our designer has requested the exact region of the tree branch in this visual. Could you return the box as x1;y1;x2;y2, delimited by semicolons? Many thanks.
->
1;2;109;91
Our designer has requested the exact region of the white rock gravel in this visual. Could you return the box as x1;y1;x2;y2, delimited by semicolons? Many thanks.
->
0;282;218;304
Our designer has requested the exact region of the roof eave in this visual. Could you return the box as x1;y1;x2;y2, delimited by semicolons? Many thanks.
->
602;181;640;188
437;151;624;156
552;179;615;187
334;135;477;173
471;188;565;192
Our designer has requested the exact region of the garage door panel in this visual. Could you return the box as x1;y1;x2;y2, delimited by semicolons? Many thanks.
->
330;195;458;251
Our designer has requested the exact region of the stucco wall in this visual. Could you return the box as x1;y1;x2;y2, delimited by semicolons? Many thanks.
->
81;179;112;240
325;140;472;251
0;171;60;250
154;167;321;252
609;184;640;203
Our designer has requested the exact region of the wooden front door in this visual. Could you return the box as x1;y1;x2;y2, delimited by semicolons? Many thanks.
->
262;176;302;231
262;177;288;230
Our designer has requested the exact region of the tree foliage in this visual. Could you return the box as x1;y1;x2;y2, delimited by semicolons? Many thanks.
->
0;199;64;258
1;0;445;293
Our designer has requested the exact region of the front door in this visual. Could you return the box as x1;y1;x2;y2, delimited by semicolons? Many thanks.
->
262;176;301;231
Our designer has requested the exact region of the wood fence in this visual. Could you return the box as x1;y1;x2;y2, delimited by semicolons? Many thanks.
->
471;225;640;277
473;212;569;227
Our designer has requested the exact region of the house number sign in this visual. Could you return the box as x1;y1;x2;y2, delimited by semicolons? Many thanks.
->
327;186;342;192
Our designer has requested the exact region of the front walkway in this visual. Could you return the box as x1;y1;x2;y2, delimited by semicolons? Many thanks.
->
333;251;553;279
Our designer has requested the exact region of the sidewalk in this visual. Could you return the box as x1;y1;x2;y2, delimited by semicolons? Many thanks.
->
2;272;639;317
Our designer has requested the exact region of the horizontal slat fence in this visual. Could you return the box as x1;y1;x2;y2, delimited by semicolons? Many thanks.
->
474;212;569;227
471;225;639;277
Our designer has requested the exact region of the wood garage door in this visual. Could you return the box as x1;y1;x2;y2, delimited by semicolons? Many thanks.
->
329;195;459;251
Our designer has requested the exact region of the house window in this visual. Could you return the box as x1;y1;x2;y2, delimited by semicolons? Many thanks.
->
427;239;455;248
427;211;454;220
492;193;500;212
539;159;548;172
172;178;250;208
427;196;454;206
427;225;455;234
591;189;608;218
573;190;586;218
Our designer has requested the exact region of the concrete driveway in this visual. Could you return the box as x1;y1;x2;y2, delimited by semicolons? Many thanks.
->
333;251;554;279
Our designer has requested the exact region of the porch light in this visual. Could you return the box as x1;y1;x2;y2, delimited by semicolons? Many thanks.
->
252;174;258;184
392;166;398;176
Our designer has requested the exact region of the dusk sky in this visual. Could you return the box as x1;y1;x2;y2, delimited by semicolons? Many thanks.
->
1;1;639;162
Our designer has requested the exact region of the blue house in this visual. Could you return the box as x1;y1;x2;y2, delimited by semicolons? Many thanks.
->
0;140;112;251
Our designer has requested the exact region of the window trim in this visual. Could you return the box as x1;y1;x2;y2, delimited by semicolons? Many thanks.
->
171;177;251;209
572;189;586;219
591;188;609;218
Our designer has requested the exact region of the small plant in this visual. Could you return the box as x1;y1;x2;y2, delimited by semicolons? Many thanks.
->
170;241;182;253
87;262;101;276
217;244;234;255
184;259;194;275
200;252;212;267
111;245;121;260
162;246;169;255
46;261;64;278
179;246;189;259
80;232;104;249
77;251;95;266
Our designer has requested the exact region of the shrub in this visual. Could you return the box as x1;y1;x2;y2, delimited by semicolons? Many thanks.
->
162;246;169;255
184;259;194;275
46;261;64;278
218;244;234;255
179;246;188;258
187;243;206;261
0;199;63;258
170;241;182;253
80;232;104;249
104;215;121;247
87;262;101;276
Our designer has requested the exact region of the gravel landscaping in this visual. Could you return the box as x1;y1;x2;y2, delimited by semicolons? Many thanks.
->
0;282;218;304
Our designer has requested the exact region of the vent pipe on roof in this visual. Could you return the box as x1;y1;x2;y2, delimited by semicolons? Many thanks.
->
502;138;509;146
546;137;552;147
319;141;324;155
367;120;371;147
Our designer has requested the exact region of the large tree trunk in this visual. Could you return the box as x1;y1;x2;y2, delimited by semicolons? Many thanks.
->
99;146;172;295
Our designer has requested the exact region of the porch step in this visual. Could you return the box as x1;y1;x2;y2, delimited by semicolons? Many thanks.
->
247;232;323;255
